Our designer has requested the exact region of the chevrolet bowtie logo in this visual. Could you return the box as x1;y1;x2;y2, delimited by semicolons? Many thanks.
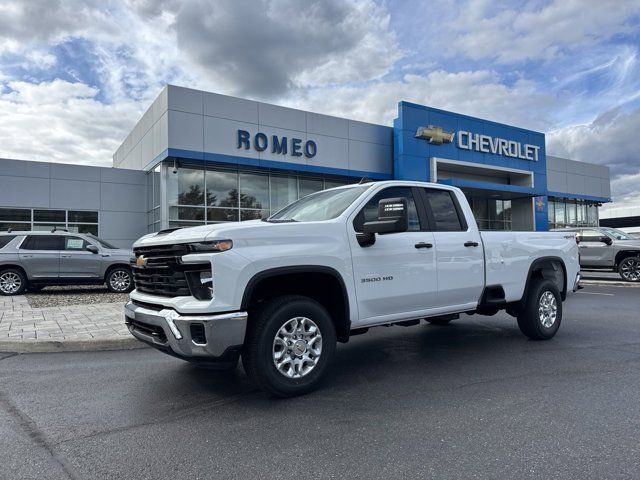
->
415;125;455;145
136;255;147;267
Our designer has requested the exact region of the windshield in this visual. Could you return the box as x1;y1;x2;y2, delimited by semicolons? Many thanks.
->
601;227;631;240
268;185;370;222
87;234;118;249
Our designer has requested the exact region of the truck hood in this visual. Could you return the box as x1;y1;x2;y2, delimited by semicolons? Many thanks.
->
133;220;338;248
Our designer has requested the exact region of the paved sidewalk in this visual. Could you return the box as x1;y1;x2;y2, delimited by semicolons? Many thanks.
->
0;295;143;353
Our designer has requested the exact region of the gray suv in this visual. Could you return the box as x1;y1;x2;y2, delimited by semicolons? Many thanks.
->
554;227;640;282
0;230;134;295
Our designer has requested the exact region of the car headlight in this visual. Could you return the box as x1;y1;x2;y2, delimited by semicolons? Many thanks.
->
188;240;233;252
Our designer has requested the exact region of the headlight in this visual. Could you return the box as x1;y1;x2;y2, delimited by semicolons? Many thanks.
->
188;240;233;252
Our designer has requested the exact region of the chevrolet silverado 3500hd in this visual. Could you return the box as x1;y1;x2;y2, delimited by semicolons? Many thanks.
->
125;181;580;397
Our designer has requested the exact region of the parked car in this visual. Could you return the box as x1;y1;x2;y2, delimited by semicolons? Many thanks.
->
125;181;580;397
552;226;640;282
0;230;134;295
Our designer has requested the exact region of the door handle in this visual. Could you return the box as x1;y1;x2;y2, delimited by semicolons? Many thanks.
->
21;255;33;258
464;241;479;247
415;242;433;249
60;255;72;258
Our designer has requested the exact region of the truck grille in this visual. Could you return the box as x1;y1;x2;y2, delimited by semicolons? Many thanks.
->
132;244;196;297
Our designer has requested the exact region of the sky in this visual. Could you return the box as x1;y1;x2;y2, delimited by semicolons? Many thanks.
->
0;0;639;212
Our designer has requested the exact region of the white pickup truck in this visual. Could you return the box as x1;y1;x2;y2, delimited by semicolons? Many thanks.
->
125;181;580;397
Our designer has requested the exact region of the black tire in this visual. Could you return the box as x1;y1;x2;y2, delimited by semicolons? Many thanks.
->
242;295;337;398
618;256;640;282
106;267;134;293
517;278;562;340
0;268;27;296
426;318;453;325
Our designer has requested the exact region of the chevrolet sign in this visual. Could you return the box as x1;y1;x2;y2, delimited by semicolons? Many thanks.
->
415;125;540;161
457;131;540;161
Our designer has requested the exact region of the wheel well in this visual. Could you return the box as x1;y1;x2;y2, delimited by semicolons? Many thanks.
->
241;267;350;342
525;258;567;301
104;263;131;281
0;264;27;279
615;250;640;269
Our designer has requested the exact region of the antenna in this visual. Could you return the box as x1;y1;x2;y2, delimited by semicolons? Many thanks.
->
358;177;374;184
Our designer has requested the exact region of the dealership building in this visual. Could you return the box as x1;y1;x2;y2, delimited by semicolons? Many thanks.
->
0;85;611;247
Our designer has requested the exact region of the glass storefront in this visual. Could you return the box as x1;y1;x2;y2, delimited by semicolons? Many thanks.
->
548;197;599;229
465;195;512;230
164;161;350;229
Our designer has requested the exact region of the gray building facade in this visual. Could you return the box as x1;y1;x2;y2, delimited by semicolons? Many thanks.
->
0;158;148;248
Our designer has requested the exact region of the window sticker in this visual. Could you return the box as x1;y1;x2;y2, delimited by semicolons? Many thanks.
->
67;238;84;249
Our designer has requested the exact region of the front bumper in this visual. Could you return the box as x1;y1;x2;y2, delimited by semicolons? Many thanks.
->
573;272;581;292
124;301;247;360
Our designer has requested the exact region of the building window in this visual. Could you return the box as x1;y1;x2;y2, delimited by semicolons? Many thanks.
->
548;197;599;229
147;165;161;233
0;208;99;235
166;161;354;228
465;196;512;230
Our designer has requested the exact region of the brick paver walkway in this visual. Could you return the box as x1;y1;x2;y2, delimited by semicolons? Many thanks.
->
0;295;138;352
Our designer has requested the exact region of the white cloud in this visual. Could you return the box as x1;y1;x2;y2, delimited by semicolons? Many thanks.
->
547;107;640;206
442;0;640;63
290;70;557;131
0;80;143;167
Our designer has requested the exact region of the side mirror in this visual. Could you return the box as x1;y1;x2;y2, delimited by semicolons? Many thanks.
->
363;197;409;235
86;244;99;254
602;236;613;245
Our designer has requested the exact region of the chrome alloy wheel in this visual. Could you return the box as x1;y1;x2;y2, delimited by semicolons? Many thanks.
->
272;317;322;379
0;271;22;294
110;270;131;292
538;291;558;328
620;257;640;281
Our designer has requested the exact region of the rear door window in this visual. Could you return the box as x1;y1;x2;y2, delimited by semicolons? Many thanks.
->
421;189;466;231
0;236;16;249
64;236;90;250
20;235;63;251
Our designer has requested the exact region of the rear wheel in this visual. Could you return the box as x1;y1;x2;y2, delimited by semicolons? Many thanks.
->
619;256;640;282
242;295;336;397
0;268;27;296
517;278;562;340
106;267;133;293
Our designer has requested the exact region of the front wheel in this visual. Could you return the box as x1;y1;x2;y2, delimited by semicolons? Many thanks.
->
106;267;134;293
619;257;640;282
242;295;336;397
517;278;562;340
0;268;27;296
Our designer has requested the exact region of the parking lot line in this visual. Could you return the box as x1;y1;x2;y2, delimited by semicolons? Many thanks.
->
578;291;615;296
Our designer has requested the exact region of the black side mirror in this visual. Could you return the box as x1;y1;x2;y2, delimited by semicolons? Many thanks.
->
86;244;99;254
602;236;613;245
363;197;409;235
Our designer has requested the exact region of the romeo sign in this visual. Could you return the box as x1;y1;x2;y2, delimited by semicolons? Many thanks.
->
237;130;317;158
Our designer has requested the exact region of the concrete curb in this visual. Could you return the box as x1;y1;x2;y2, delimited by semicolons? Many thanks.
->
580;280;640;288
0;336;148;354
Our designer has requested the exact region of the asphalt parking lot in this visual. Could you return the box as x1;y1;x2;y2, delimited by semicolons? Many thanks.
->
1;283;639;480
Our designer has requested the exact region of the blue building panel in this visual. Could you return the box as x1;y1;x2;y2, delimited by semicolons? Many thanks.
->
395;101;550;230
